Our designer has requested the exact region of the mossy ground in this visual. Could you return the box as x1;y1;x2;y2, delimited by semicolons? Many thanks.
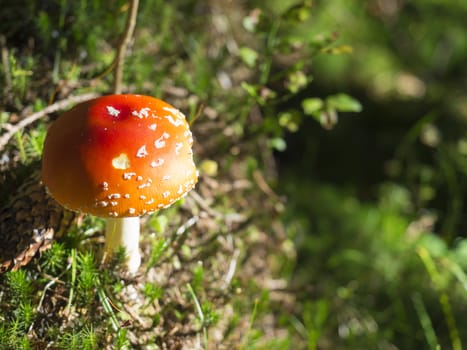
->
0;1;297;348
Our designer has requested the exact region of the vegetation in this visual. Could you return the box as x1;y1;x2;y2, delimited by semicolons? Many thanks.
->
0;0;466;349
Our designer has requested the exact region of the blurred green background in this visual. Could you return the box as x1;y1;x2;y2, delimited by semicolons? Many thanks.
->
272;0;467;349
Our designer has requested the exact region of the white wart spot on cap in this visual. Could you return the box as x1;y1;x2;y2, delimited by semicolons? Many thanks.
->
136;145;148;158
154;132;170;149
106;106;120;117
177;185;183;194
95;200;109;208
175;142;183;155
132;107;151;118
112;153;130;170
164;115;184;127
148;123;157;131
184;130;194;144
137;181;152;189
123;172;136;180
107;193;121;200
184;179;195;189
128;208;136;214
100;182;109;191
162;106;186;120
163;191;170;198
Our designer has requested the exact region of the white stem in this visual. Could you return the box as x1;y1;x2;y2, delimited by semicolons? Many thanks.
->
104;217;141;273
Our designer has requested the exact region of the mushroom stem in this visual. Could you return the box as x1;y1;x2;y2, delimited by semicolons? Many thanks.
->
104;217;141;273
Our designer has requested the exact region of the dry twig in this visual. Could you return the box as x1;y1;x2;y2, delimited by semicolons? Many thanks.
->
0;92;99;151
113;0;140;94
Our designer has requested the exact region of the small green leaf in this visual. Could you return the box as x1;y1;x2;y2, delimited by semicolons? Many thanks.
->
321;45;354;55
286;70;308;93
242;11;261;32
241;82;266;105
302;98;324;115
268;137;287;152
279;111;301;132
326;94;362;112
200;159;218;177
149;215;168;234
241;82;258;98
283;1;313;22
239;47;258;68
0;112;9;125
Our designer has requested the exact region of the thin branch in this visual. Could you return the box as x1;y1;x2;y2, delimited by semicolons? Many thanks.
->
113;0;140;94
223;247;240;289
0;92;99;151
0;36;12;91
252;169;282;202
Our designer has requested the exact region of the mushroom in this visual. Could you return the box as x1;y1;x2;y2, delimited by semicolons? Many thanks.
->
41;94;198;273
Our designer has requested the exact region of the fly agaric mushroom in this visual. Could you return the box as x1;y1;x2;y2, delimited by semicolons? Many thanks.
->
41;94;197;273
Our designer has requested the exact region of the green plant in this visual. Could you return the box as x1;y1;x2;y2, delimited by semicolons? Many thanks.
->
5;270;33;306
240;1;362;154
41;242;67;275
56;325;98;350
187;283;219;350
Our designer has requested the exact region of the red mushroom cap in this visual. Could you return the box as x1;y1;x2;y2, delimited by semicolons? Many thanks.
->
41;94;197;217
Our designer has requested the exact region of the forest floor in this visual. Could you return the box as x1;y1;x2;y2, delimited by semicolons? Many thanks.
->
0;1;300;349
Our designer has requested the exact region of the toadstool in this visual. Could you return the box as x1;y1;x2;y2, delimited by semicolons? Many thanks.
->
41;94;198;273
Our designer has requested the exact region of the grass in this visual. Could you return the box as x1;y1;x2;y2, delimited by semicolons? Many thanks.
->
281;177;467;349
